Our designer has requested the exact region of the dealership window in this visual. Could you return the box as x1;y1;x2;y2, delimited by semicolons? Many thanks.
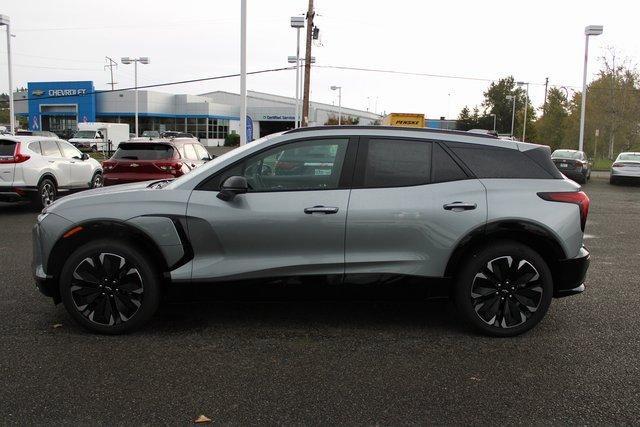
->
208;119;229;139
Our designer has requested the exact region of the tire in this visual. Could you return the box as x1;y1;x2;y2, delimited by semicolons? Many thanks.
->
59;239;161;334
90;172;103;189
610;176;617;185
32;177;57;210
454;240;553;337
576;174;587;184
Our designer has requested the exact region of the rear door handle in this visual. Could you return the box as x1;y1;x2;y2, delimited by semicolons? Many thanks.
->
443;202;477;211
304;205;339;214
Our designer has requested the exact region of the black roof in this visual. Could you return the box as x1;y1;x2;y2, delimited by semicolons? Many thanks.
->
283;125;498;139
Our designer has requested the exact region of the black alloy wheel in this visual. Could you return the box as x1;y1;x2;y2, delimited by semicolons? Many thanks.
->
455;241;553;337
60;240;161;334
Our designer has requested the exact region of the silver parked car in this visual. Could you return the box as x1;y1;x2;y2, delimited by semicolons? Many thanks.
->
33;126;590;336
610;152;640;184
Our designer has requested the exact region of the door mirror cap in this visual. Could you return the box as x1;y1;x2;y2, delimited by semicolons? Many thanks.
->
217;175;248;201
81;153;89;160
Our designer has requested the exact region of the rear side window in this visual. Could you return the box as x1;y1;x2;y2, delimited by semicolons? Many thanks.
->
0;140;16;156
28;142;41;154
41;140;62;157
446;142;557;179
360;138;431;188
113;144;175;160
432;143;468;183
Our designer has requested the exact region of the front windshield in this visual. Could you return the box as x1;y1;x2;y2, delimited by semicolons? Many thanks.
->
142;131;160;138
165;132;284;189
552;150;581;159
617;153;640;162
73;130;97;139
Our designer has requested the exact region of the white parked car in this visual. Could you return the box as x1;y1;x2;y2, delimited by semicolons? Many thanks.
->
0;135;103;209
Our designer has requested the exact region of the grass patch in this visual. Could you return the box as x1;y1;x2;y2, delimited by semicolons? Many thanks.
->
592;158;613;171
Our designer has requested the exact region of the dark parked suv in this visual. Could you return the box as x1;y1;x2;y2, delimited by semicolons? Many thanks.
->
102;139;212;186
33;126;590;336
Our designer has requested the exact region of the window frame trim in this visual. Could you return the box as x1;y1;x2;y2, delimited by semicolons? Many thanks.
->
194;135;359;193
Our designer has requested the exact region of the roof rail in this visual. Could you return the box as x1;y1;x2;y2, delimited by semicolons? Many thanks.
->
283;125;498;139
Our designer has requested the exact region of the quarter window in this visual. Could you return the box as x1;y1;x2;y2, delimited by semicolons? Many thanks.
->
361;138;431;188
41;140;62;157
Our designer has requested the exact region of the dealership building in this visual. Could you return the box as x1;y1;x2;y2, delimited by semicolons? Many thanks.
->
13;81;382;145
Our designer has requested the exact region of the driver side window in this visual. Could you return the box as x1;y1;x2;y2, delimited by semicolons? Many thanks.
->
242;138;348;192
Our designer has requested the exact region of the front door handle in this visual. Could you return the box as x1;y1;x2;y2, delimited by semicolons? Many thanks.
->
443;202;477;212
304;205;339;214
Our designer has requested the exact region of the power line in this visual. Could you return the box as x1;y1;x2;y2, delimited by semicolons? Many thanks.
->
11;66;296;103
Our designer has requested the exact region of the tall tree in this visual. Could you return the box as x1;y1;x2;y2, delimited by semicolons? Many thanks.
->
534;88;568;150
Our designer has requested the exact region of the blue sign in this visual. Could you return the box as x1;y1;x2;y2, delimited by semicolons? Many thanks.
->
246;115;254;143
27;81;96;130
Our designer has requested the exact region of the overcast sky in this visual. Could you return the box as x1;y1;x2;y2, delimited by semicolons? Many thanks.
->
1;0;638;119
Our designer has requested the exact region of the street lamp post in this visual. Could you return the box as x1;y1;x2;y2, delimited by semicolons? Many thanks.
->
239;0;247;145
121;57;150;137
506;95;516;139
579;25;604;152
291;17;305;128
330;86;342;125
490;113;496;132
517;81;529;141
0;15;15;134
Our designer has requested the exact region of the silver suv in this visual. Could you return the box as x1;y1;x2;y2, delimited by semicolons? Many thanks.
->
32;127;590;336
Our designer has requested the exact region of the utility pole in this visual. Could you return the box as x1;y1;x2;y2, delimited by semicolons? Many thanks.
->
543;77;549;115
104;56;118;90
301;0;314;127
239;0;248;144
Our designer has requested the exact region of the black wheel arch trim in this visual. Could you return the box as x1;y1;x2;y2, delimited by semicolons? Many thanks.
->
444;219;569;292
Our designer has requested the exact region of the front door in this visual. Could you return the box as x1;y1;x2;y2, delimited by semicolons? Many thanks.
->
58;141;93;187
40;139;71;187
186;137;354;281
345;137;487;278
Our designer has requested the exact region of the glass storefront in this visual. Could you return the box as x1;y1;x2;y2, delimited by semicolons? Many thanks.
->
95;116;230;139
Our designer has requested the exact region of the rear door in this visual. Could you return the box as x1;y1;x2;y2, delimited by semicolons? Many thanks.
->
345;138;487;278
59;141;93;187
40;139;71;187
0;139;17;187
186;136;355;281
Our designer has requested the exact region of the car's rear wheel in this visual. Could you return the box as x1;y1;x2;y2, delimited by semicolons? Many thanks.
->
454;241;553;337
59;239;161;334
32;178;57;210
610;176;617;185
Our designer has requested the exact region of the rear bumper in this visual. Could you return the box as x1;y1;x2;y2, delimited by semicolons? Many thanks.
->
611;168;640;178
104;172;177;186
553;246;590;298
562;170;588;180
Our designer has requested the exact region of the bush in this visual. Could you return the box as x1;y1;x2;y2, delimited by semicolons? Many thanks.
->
224;133;240;147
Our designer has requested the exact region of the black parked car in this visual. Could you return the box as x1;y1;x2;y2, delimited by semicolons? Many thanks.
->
551;149;591;184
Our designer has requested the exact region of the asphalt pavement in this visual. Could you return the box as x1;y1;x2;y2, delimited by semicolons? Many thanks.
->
1;175;639;424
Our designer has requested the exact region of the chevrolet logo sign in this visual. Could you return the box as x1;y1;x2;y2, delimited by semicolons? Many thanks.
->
129;163;139;168
31;90;45;96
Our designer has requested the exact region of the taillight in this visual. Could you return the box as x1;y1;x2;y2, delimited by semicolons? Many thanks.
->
612;163;623;168
0;142;30;164
155;161;182;174
538;191;590;231
102;161;116;170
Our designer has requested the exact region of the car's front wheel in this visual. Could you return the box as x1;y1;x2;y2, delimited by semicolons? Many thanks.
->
454;241;553;337
59;239;161;334
90;172;103;188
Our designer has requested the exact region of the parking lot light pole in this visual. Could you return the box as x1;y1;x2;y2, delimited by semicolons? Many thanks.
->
579;25;604;152
517;81;529;141
239;0;247;145
490;113;496;132
0;15;15;134
291;17;305;128
330;86;342;125
121;57;149;137
506;95;516;138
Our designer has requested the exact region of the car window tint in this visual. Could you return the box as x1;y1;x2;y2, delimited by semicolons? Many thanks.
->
59;141;82;159
362;138;431;187
183;144;198;160
243;138;348;192
0;140;17;156
432;143;468;183
447;142;554;179
28;142;42;154
113;144;175;160
41;140;62;157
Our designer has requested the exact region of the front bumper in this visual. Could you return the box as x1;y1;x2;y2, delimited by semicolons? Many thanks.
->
553;246;590;298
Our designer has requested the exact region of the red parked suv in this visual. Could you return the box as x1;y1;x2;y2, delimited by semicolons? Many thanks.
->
103;138;213;186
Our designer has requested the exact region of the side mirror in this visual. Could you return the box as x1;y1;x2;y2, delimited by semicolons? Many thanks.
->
217;175;248;201
81;153;89;160
202;157;211;162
